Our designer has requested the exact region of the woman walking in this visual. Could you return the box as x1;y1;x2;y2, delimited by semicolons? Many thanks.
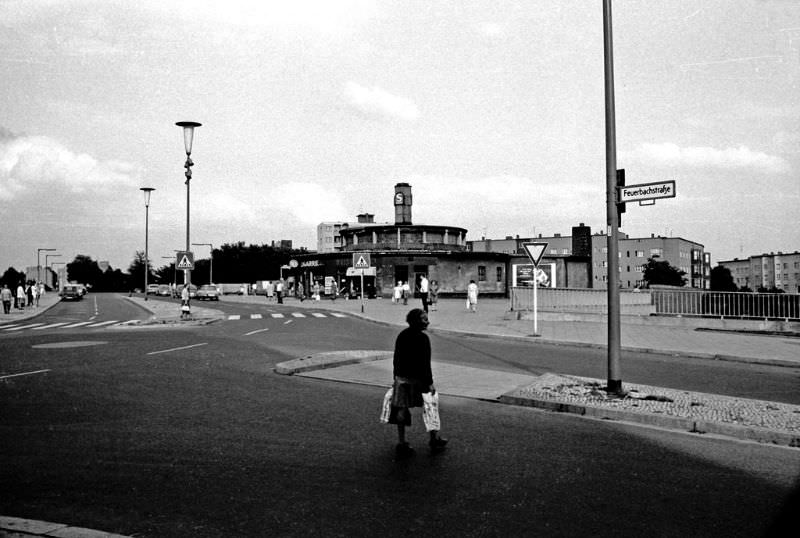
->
387;308;447;458
467;279;478;313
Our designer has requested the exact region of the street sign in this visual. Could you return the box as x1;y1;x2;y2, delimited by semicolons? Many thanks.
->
522;242;548;268
618;180;676;204
176;251;194;270
352;253;371;269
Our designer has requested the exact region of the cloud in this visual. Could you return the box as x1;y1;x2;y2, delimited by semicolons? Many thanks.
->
622;142;791;174
343;81;420;123
0;130;139;200
272;181;349;224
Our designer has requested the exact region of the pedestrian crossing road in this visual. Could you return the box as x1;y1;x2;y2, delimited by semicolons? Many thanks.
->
0;311;349;335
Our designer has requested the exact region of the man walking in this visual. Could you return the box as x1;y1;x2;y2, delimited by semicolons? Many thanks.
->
1;284;12;314
419;274;429;313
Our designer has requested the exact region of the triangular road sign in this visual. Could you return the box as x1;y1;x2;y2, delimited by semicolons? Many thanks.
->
176;251;194;270
522;242;547;267
353;253;371;269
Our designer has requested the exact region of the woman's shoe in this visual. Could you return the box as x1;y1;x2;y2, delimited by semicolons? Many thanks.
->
395;442;415;459
429;437;448;453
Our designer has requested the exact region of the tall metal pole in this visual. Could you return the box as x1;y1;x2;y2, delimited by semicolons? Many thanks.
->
177;121;201;287
603;0;622;394
185;176;190;286
141;188;155;300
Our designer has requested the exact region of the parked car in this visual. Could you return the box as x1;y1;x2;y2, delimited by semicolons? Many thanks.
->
146;284;159;295
157;284;171;296
195;284;220;301
60;285;83;301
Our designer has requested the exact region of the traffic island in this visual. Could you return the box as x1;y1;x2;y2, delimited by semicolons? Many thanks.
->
500;373;800;447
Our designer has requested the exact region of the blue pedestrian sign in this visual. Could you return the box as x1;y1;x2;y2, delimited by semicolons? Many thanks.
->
176;251;194;270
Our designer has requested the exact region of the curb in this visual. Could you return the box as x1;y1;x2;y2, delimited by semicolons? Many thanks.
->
275;350;392;375
0;516;131;537
497;393;800;448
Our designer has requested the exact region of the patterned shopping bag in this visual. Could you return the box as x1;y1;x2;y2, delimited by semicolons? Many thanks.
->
379;387;393;424
422;391;441;432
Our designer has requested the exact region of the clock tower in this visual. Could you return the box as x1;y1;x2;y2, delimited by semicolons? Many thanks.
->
394;182;412;225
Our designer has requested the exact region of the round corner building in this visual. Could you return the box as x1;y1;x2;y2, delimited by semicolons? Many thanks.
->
292;183;508;299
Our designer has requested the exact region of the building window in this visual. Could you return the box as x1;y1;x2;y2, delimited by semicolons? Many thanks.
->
635;250;644;257
496;267;503;282
478;266;486;282
650;248;662;257
561;249;569;255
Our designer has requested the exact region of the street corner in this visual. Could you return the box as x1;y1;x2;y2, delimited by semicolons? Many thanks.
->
275;349;392;375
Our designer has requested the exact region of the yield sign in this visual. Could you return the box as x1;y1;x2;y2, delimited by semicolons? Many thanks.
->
352;253;371;269
176;251;194;270
522;242;547;268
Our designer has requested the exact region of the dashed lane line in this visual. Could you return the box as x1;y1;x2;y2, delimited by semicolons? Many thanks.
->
147;343;208;356
0;369;51;380
244;327;270;336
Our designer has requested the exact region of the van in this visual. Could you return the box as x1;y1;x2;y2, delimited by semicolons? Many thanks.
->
61;285;83;301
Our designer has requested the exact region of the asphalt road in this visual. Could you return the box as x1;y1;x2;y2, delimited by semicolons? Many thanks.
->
1;294;799;537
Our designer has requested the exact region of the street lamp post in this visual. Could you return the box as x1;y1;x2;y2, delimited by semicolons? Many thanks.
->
51;262;66;292
192;243;213;285
45;254;61;289
176;121;201;287
141;187;155;301
603;0;622;395
37;248;56;284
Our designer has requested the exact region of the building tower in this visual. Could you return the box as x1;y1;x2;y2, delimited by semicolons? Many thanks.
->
394;182;412;225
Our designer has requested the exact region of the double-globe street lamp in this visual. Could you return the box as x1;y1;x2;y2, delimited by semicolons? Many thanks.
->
176;121;201;287
140;187;155;300
192;242;213;285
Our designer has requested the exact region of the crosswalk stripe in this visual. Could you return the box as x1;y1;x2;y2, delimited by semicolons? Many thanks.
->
331;313;347;318
87;320;120;328
0;324;22;330
291;313;306;318
4;323;45;331
228;315;241;320
32;322;70;330
251;314;263;319
60;321;93;328
271;313;284;318
311;313;326;318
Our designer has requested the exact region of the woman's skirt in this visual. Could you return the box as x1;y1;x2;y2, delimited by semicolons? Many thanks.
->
388;377;426;425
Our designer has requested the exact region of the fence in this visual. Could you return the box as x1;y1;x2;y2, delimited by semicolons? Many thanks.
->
510;286;800;321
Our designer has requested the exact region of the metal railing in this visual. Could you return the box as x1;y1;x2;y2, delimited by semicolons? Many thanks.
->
651;289;800;321
510;286;800;321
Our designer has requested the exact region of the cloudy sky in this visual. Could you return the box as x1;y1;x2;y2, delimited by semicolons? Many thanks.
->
1;0;798;273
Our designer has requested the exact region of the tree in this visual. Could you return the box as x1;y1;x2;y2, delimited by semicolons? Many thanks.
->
67;255;103;288
0;267;24;288
709;265;737;292
642;257;687;287
127;251;154;291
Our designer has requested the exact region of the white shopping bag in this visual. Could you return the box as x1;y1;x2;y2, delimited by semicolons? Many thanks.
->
422;392;441;432
379;387;393;424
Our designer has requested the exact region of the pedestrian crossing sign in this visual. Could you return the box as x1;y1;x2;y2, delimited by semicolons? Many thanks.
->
352;253;371;269
176;251;195;270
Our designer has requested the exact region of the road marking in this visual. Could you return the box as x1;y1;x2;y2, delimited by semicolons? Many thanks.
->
284;320;293;325
271;313;285;318
244;327;270;336
60;321;94;328
87;320;120;328
147;342;208;356
311;313;326;318
3;323;45;331
251;314;263;319
0;324;22;330
331;313;347;318
228;315;241;320
0;369;51;380
291;313;306;318
32;322;70;330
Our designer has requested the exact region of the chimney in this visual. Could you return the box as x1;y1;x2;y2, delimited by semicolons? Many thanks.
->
357;213;374;223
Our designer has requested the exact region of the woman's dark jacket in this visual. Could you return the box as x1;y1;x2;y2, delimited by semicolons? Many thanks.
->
393;326;433;386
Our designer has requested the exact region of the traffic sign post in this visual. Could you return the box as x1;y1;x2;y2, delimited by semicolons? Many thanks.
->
522;242;547;337
176;251;195;270
352;253;371;313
